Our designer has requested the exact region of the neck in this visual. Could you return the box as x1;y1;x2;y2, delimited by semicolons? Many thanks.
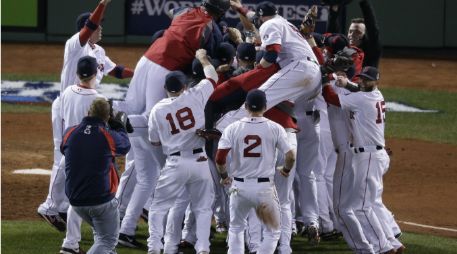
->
249;112;263;117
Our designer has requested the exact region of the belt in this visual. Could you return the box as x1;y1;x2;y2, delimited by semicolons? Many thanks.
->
234;177;270;183
170;148;204;156
354;145;383;153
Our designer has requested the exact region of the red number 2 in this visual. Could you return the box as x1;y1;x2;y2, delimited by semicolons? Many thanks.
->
243;135;262;157
375;101;386;124
165;107;196;135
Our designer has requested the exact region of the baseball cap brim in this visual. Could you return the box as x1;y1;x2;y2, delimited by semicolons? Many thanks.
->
355;73;377;81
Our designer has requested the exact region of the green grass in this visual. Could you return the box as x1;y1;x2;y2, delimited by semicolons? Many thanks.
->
2;220;456;254
2;73;131;85
1;102;51;113
382;87;457;145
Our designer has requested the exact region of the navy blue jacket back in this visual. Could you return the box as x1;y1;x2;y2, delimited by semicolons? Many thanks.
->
61;116;131;206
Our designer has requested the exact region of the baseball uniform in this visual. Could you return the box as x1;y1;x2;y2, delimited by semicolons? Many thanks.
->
218;116;291;254
147;77;216;254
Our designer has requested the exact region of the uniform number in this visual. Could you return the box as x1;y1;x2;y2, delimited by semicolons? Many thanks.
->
165;107;196;135
243;135;262;157
375;101;386;124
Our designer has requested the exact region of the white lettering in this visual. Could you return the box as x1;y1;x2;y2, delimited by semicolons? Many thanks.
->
144;0;166;16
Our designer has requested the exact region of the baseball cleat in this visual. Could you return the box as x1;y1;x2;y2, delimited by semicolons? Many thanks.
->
179;240;195;249
306;225;320;246
118;233;143;248
320;229;342;241
59;247;85;254
37;212;66;232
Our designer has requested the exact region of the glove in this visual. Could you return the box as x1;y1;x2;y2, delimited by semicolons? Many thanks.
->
300;5;318;37
196;128;222;140
321;50;354;74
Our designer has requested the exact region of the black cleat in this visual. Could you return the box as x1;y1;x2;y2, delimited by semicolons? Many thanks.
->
118;233;143;248
38;212;66;232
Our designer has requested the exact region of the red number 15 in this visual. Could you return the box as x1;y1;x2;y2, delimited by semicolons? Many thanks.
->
375;101;386;124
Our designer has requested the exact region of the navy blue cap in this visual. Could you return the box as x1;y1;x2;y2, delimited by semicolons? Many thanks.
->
164;71;187;93
77;56;98;78
256;1;277;17
312;32;325;48
222;33;239;49
76;12;91;32
246;89;267;111
215;42;236;64
356;66;380;81
237;43;256;62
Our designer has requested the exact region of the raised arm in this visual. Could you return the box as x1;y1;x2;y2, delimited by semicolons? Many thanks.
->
79;0;110;46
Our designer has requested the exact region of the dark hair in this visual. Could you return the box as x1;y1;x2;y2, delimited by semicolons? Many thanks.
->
351;18;365;24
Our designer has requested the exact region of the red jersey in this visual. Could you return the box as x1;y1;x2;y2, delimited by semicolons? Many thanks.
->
144;7;214;71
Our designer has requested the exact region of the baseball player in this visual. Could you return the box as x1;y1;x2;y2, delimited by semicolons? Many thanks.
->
215;1;321;132
114;3;230;244
215;89;296;254
38;0;133;232
58;56;107;254
322;66;404;254
147;49;217;254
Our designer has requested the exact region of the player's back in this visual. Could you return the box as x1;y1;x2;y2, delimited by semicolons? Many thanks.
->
260;15;316;68
60;84;106;129
224;117;284;179
144;7;214;71
150;79;214;155
340;89;386;147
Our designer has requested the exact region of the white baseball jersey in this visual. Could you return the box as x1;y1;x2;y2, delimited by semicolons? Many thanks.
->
218;117;291;179
60;84;107;129
327;82;353;148
259;15;317;68
60;32;116;93
339;88;386;147
148;79;215;155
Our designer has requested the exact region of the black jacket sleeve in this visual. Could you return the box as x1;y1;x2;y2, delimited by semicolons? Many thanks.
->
360;0;382;67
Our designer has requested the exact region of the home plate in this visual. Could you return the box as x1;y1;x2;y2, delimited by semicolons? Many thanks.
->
13;169;52;175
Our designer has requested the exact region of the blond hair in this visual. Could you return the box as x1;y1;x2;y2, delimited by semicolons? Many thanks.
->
88;98;111;122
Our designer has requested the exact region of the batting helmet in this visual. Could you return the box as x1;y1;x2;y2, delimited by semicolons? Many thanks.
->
201;0;230;17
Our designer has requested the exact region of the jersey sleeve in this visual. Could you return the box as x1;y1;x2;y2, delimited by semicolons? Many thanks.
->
192;79;215;107
276;125;292;153
338;93;361;111
260;21;282;49
102;54;116;75
148;110;160;143
108;128;131;156
218;125;233;150
66;33;85;56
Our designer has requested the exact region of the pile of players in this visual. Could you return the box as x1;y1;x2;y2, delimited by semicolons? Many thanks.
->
37;0;405;253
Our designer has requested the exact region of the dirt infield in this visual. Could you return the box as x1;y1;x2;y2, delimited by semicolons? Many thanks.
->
2;43;457;238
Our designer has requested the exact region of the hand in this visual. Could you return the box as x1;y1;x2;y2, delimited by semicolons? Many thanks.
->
100;0;111;5
277;166;291;177
227;27;243;44
336;75;348;87
195;49;208;61
230;0;242;10
220;177;233;186
300;5;318;36
216;64;231;73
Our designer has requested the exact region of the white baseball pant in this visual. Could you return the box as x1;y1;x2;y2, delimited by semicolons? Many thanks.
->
147;153;214;253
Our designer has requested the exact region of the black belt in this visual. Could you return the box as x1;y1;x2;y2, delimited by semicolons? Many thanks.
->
234;177;270;183
354;145;383;153
306;110;316;116
170;148;203;156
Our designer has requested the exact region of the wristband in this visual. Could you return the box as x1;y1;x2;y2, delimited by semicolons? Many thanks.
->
220;171;229;180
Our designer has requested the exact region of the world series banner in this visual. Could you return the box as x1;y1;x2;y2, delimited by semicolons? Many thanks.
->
126;0;329;36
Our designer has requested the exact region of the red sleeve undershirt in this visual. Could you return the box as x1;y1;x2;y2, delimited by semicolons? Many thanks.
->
215;148;231;165
322;85;341;107
79;3;106;46
266;44;281;53
312;46;325;65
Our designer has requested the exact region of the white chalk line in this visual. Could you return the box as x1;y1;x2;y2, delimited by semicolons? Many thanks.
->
398;221;457;233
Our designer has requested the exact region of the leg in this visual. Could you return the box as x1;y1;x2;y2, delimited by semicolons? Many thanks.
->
163;190;190;253
188;157;215;253
256;185;281;254
120;135;163;237
61;206;83;251
147;157;187;253
245;209;261;253
227;185;252;254
116;150;136;219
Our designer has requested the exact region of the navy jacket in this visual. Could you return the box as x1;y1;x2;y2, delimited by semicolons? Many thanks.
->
61;116;131;206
